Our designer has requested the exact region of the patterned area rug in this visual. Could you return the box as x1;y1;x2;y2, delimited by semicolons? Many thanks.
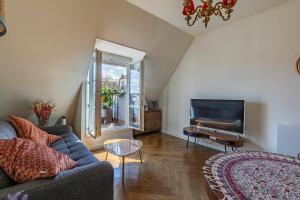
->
203;151;300;200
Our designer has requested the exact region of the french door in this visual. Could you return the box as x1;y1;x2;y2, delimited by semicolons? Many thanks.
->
86;50;102;138
85;51;144;136
128;61;144;131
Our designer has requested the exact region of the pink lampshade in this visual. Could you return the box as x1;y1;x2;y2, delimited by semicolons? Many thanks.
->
183;0;195;16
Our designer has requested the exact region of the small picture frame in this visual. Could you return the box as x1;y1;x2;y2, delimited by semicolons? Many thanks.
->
147;100;159;111
297;57;300;75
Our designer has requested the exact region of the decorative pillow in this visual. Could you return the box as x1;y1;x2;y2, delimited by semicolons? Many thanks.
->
0;138;77;183
9;115;61;146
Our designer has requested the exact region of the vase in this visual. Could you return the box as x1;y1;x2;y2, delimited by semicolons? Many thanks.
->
38;119;49;128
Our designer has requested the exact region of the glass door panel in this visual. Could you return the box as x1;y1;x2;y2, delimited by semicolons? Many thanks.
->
128;61;143;130
86;51;96;136
86;50;102;138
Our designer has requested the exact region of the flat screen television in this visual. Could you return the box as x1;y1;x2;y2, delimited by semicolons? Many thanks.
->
190;99;245;134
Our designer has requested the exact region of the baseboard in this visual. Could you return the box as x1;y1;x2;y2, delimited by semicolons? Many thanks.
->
161;128;168;134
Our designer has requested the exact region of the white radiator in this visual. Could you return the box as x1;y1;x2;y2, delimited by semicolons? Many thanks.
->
277;125;300;157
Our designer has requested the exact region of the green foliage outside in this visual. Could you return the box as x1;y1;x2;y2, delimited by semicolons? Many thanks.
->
101;86;125;109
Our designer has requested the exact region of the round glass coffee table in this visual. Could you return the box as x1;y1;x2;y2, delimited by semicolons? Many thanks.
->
104;139;143;185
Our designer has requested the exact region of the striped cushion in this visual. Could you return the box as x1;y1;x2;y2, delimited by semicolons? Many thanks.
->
9;115;61;146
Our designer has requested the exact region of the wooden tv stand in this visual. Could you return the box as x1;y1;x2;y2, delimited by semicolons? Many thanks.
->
183;127;244;152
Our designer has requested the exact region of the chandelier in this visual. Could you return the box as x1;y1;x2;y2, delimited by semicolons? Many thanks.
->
183;0;237;28
0;0;6;37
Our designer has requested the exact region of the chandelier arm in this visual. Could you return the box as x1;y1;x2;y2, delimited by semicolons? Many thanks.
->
186;13;200;26
213;2;222;12
186;6;204;26
213;2;232;21
213;2;223;17
220;9;233;21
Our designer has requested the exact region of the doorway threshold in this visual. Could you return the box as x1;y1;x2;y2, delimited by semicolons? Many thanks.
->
101;126;131;135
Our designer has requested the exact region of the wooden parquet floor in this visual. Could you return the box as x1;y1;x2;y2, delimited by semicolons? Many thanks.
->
93;133;219;200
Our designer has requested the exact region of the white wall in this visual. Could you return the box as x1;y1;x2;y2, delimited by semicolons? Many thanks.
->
0;0;100;124
277;125;300;157
0;0;192;127
160;0;300;153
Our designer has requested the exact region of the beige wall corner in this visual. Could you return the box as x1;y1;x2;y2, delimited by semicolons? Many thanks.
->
159;0;300;153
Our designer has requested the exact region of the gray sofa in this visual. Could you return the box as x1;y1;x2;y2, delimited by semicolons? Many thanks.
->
0;120;114;200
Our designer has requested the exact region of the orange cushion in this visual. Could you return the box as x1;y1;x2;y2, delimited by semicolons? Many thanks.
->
0;138;77;183
9;115;62;146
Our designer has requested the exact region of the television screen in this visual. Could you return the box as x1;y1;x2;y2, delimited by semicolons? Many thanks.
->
190;99;245;134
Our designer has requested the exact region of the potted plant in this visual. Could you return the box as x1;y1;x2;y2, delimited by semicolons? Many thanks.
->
101;87;124;124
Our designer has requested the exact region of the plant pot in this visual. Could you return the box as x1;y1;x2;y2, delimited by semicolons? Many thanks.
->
103;109;113;124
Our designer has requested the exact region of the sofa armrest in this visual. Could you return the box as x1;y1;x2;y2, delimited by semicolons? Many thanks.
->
42;125;73;135
0;161;114;200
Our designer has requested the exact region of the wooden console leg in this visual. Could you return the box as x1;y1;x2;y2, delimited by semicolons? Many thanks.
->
194;136;197;145
186;136;189;148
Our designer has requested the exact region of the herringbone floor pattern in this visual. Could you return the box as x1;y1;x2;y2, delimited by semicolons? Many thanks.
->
93;133;219;200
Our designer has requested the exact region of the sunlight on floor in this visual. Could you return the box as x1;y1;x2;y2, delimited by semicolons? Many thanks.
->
94;150;142;168
101;123;127;132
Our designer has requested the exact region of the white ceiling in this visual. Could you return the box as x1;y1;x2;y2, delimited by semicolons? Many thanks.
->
126;0;287;36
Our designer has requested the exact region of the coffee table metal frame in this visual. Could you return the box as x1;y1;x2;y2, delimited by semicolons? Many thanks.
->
104;139;143;185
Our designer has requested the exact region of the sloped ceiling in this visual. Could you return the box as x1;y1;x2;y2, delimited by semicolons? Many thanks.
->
0;0;193;123
126;0;287;36
95;0;193;100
